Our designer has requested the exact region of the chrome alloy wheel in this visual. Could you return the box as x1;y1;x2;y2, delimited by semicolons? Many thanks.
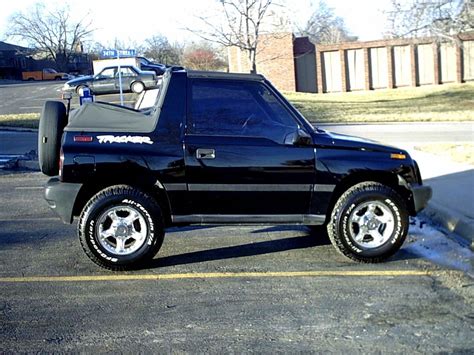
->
348;201;395;249
97;206;148;256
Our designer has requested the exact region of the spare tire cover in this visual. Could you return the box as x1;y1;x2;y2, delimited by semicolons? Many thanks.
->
38;101;67;176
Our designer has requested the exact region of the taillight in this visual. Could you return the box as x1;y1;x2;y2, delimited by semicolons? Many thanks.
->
59;149;64;179
74;135;93;142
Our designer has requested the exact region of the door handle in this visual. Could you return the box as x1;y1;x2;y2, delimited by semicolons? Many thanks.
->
196;148;216;159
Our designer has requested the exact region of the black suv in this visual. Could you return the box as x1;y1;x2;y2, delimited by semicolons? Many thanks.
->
39;69;432;270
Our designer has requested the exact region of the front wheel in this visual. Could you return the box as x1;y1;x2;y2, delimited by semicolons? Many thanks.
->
78;185;165;270
131;81;145;94
76;85;88;96
327;182;408;263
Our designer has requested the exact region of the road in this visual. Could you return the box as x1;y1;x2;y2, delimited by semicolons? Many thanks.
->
319;122;474;144
0;81;64;114
0;130;37;155
1;122;472;156
0;81;135;115
0;172;473;352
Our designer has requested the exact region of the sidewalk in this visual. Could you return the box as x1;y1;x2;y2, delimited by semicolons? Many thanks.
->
402;146;474;249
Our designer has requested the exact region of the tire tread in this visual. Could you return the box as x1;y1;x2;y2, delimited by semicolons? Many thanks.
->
327;181;408;263
78;185;164;271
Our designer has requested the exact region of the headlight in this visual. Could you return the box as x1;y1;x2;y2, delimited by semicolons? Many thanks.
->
62;83;70;91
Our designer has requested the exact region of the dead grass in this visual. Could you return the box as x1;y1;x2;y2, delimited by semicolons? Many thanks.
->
0;113;40;129
284;83;474;123
414;143;474;165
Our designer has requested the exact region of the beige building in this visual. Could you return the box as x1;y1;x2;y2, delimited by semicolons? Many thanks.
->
228;32;474;93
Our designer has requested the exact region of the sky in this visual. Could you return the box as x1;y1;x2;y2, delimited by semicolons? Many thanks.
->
0;0;393;47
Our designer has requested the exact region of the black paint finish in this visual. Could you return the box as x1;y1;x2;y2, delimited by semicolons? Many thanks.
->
53;69;428;224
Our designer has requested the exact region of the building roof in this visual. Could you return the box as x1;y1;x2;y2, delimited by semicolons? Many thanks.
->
0;41;30;52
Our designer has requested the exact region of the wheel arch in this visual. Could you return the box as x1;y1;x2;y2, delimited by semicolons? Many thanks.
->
326;170;415;222
72;174;173;226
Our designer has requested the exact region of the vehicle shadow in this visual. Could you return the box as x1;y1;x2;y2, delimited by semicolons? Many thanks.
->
165;225;217;233
148;233;329;269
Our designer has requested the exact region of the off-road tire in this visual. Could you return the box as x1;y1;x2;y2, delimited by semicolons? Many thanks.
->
327;182;408;263
38;100;67;176
78;185;165;271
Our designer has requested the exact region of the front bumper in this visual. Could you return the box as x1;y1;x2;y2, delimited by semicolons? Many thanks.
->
45;177;82;224
411;184;432;213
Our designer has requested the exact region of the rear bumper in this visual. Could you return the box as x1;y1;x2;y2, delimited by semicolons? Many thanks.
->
411;184;432;213
44;177;82;224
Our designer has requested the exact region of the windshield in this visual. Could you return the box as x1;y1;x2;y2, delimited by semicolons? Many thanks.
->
149;70;171;115
264;79;315;133
139;57;152;65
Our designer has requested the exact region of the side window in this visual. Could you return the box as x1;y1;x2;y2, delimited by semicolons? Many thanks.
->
117;67;136;77
190;80;298;144
99;68;115;78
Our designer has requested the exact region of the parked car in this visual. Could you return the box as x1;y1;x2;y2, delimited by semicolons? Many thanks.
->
137;57;167;75
62;65;157;95
39;68;431;270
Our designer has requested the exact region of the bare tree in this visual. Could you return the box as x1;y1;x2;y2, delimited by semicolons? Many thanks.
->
144;35;183;65
7;3;94;71
385;0;474;41
301;0;357;44
186;0;275;73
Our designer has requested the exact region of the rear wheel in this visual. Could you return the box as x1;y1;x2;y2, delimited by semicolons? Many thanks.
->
78;185;165;270
38;101;67;176
327;182;408;263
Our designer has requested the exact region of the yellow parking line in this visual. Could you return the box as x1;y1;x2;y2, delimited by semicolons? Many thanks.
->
0;270;431;283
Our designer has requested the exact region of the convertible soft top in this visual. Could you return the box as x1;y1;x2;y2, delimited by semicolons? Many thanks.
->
65;102;158;133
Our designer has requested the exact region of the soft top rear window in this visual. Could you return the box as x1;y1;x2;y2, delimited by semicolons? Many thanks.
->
64;70;172;133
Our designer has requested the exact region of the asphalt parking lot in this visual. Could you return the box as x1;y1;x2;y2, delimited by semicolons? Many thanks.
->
1;81;473;352
0;80;136;115
0;171;473;352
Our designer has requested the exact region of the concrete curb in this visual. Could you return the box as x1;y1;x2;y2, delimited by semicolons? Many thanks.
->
421;202;474;251
0;126;38;132
1;152;39;172
16;159;40;171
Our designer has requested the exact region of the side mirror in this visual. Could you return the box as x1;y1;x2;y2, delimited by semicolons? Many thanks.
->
284;129;312;146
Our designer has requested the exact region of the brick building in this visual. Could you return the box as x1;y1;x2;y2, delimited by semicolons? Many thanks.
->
228;32;474;93
228;33;297;91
